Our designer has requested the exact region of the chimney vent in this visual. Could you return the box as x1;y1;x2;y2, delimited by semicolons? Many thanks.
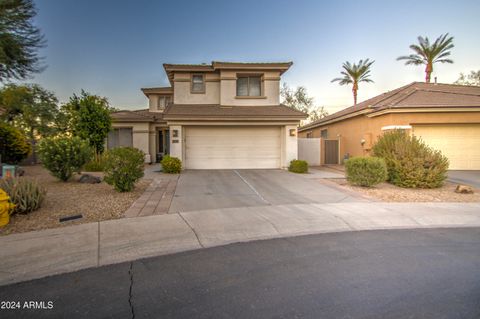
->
434;77;437;84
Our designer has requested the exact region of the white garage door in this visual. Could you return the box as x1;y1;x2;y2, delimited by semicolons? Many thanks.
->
413;124;480;170
185;126;281;169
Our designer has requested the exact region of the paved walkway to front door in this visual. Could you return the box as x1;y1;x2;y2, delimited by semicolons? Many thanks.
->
124;172;178;218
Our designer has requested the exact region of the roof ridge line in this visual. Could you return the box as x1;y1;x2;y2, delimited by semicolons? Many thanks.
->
416;88;480;97
383;87;419;107
373;82;419;107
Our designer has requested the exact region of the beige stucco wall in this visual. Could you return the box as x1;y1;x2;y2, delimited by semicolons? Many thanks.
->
298;111;480;159
173;72;220;105
281;125;298;168
219;70;280;106
148;95;159;110
148;94;173;112
112;122;154;163
169;125;183;161
171;70;281;106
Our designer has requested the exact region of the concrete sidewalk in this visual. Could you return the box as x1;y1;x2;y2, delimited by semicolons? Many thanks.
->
1;202;480;286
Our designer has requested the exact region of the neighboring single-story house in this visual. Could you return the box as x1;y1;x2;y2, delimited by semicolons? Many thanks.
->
298;82;480;170
111;61;307;169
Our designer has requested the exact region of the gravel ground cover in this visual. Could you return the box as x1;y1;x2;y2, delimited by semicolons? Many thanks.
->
0;165;151;235
325;178;480;202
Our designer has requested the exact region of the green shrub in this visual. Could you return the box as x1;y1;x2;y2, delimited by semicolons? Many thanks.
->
161;155;182;174
345;157;387;187
0;123;31;164
37;136;92;181
372;130;449;188
288;160;308;173
0;178;46;214
83;155;105;172
103;147;145;192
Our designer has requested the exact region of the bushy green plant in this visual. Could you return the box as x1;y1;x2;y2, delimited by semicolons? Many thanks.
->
288;160;308;173
372;130;449;188
37;136;92;181
0;178;46;214
83;155;105;172
103;147;145;192
0;123;31;164
345;157;387;187
161;155;182;174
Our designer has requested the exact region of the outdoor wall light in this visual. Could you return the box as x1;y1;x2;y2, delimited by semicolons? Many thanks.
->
360;139;366;146
289;129;296;136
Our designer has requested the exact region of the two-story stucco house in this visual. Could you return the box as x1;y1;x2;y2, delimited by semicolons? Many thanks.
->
110;61;306;169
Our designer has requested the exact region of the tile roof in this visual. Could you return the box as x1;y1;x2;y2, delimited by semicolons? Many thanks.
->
163;104;307;120
299;82;480;131
111;109;165;122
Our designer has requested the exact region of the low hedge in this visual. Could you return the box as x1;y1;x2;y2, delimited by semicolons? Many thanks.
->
103;147;145;192
161;155;182;174
372;130;449;188
345;156;387;187
288;160;308;173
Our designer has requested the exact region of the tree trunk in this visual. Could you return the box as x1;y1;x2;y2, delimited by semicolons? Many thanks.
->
352;82;358;106
30;128;37;164
425;62;433;83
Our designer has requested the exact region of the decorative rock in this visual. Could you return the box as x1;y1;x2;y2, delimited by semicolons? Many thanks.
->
79;174;101;184
16;167;25;177
455;184;474;194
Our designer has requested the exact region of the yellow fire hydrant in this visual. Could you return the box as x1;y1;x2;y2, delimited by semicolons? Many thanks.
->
0;189;15;227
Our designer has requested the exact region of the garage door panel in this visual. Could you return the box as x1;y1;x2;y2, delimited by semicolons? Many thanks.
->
185;126;281;169
413;124;480;170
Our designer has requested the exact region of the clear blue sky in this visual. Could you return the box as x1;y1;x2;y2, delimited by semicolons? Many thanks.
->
32;0;480;113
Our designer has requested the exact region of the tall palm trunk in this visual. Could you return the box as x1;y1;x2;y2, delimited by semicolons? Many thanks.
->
425;62;433;83
352;81;358;105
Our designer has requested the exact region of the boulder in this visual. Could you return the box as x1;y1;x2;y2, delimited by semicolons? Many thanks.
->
455;184;474;194
16;167;25;177
79;174;101;184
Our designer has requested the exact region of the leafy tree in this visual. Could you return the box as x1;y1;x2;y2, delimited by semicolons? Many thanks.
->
0;122;31;164
63;91;112;155
397;33;454;83
331;59;374;105
0;84;59;163
454;70;480;86
0;0;45;82
280;83;328;124
37;136;92;182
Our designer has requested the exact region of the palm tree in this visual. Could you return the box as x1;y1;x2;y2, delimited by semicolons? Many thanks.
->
397;33;454;83
331;59;374;105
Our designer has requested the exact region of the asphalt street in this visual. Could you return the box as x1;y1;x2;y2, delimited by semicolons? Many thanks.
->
1;227;479;319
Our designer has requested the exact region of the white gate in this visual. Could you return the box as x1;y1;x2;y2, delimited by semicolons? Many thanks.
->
298;138;321;166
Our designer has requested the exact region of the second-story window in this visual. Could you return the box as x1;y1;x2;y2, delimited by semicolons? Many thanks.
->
236;76;262;96
157;96;171;110
191;74;205;93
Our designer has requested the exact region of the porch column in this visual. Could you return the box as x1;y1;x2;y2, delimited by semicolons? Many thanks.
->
282;125;298;168
149;130;156;163
169;125;183;161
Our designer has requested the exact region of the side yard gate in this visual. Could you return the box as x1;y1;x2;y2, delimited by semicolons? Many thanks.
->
298;138;321;166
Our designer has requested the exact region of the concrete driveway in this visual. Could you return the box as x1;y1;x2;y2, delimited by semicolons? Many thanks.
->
448;170;480;188
168;169;364;213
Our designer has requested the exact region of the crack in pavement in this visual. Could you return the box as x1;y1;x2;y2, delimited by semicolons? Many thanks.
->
178;213;205;248
128;262;135;319
234;170;270;205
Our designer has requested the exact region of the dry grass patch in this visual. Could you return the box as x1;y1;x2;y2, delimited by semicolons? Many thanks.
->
327;178;480;202
0;165;151;235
